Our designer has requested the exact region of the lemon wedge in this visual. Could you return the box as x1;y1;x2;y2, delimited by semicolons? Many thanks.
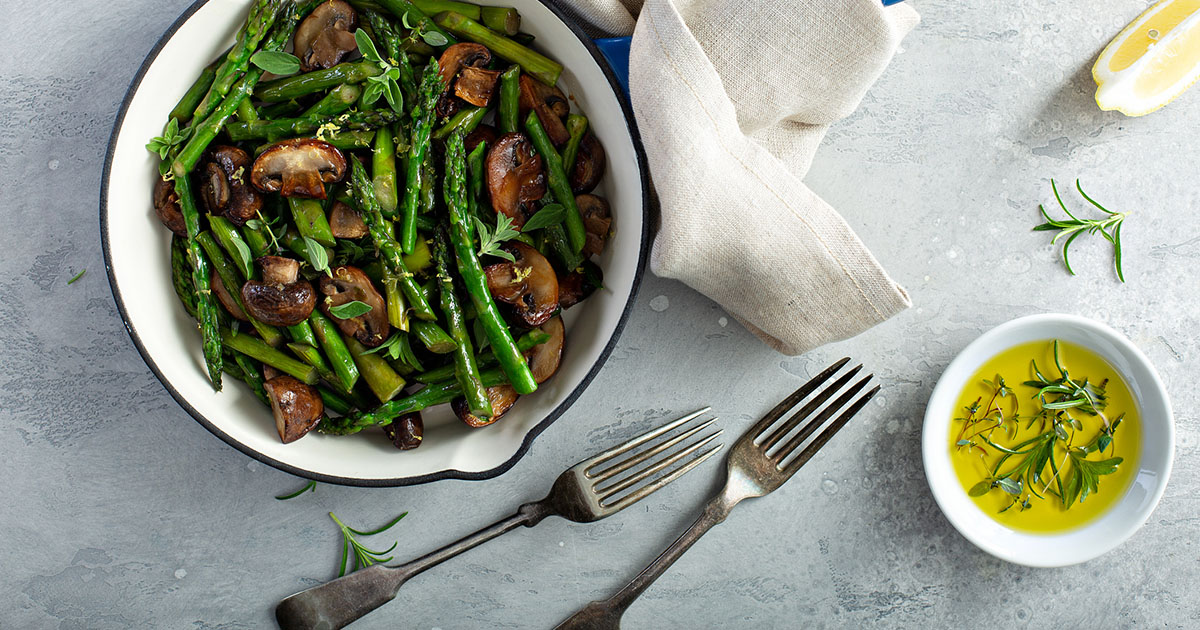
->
1093;0;1200;116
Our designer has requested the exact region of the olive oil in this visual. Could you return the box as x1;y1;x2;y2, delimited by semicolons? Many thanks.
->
949;340;1140;533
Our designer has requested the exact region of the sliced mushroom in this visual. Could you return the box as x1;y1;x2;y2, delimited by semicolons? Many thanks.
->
262;365;282;381
153;177;187;237
210;273;248;321
518;75;569;145
264;375;324;444
570;134;606;194
526;316;563;384
465;124;497;155
318;265;389;347
383;412;423;450
452;385;518;428
329;201;368;239
294;0;358;72
557;268;599;309
199;145;261;225
250;138;347;199
485;133;546;227
483;242;558;327
576;194;611;257
455;66;501;107
241;256;316;326
436;43;492;118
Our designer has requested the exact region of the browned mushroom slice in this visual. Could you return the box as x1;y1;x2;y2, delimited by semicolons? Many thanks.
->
455;66;501;107
570;134;606;194
264;375;324;443
557;269;599;309
465;124;497;155
518;75;570;145
483;242;558;327
199;145;262;225
485;133;546;227
318;265;389;347
250;138;347;199
329;201;368;239
210;273;248;321
294;0;358;72
153;177;187;236
436;43;492;86
383;412;423;450
241;256;316;326
262;365;282;381
526;316;563;384
452;385;518;428
575;194;611;257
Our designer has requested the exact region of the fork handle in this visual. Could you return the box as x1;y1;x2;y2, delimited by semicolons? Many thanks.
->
555;493;738;630
276;501;554;630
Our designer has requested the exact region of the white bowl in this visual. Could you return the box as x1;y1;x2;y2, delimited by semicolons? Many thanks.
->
101;0;649;486
922;313;1174;567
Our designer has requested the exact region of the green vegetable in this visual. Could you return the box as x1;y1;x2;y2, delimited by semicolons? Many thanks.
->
299;83;364;118
289;198;336;247
170;58;220;123
310;310;360;391
414;329;549;383
321;368;508;434
287;342;341;388
221;328;318;384
400;60;441;253
346;336;407;402
171;236;198;319
373;123;400;215
67;269;86;285
497;65;520;133
175;173;223;389
481;6;521;36
208;215;254;280
521;203;566;232
330;511;408;577
197;230;285;346
225;108;400;141
432;106;487;140
562;114;588;174
1034;179;1130;283
255;60;384;102
444;130;538;394
374;0;458;47
381;269;409;330
433;227;490;416
435;11;562;86
525;111;585;254
194;0;285;121
410;316;456;354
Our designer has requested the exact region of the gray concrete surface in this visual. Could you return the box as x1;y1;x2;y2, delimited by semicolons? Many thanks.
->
4;0;1199;627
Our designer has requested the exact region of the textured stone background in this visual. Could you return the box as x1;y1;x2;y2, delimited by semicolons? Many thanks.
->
3;0;1199;628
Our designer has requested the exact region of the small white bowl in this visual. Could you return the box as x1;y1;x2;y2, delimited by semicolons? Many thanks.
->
922;313;1174;567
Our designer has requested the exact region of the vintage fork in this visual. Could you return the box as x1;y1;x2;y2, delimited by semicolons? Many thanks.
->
556;358;878;629
275;409;724;630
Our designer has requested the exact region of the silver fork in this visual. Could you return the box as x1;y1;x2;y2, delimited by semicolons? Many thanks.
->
555;358;878;630
275;409;724;630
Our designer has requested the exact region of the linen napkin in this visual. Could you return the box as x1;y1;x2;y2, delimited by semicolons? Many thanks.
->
561;0;919;355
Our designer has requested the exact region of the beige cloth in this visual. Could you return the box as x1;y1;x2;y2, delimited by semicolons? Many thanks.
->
564;0;919;355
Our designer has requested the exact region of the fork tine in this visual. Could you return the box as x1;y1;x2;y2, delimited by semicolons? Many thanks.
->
598;429;723;501
585;407;711;473
744;358;850;442
781;382;880;474
603;442;724;510
589;418;718;484
759;364;863;452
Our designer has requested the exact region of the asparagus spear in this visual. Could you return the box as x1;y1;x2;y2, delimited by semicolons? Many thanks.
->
196;231;286;347
299;83;364;118
497;65;520;133
309;310;360;391
287;342;341;390
372;0;458;47
480;7;521;36
175;173;223;389
170;58;220;123
525;111;586;254
410;318;457;354
221;328;319;384
226;349;271;406
171;236;198;319
444;129;538;394
373;123;399;215
432;229;491;415
467;141;488;222
225;109;400;141
321;368;508;434
346;337;407;402
434;11;562;86
323;130;377;150
193;0;285;121
562;114;589;175
401;60;441;253
207;215;254;280
381;268;409;331
349;158;437;321
254;60;383;102
288;198;336;247
432;106;487;140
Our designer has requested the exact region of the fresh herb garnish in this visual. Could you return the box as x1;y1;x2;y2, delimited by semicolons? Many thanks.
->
250;50;301;76
329;300;373;319
400;10;449;47
246;209;284;254
275;480;316;500
954;340;1125;512
304;236;332;277
67;269;86;285
521;204;566;231
355;30;405;114
146;118;191;159
363;332;424;370
330;511;408;577
1035;179;1129;282
475;214;521;262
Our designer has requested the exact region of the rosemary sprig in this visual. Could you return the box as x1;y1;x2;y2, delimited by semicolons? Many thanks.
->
1034;179;1129;282
330;511;408;577
275;480;316;500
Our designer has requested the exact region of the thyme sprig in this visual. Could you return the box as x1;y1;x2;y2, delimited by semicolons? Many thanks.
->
1034;179;1129;282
